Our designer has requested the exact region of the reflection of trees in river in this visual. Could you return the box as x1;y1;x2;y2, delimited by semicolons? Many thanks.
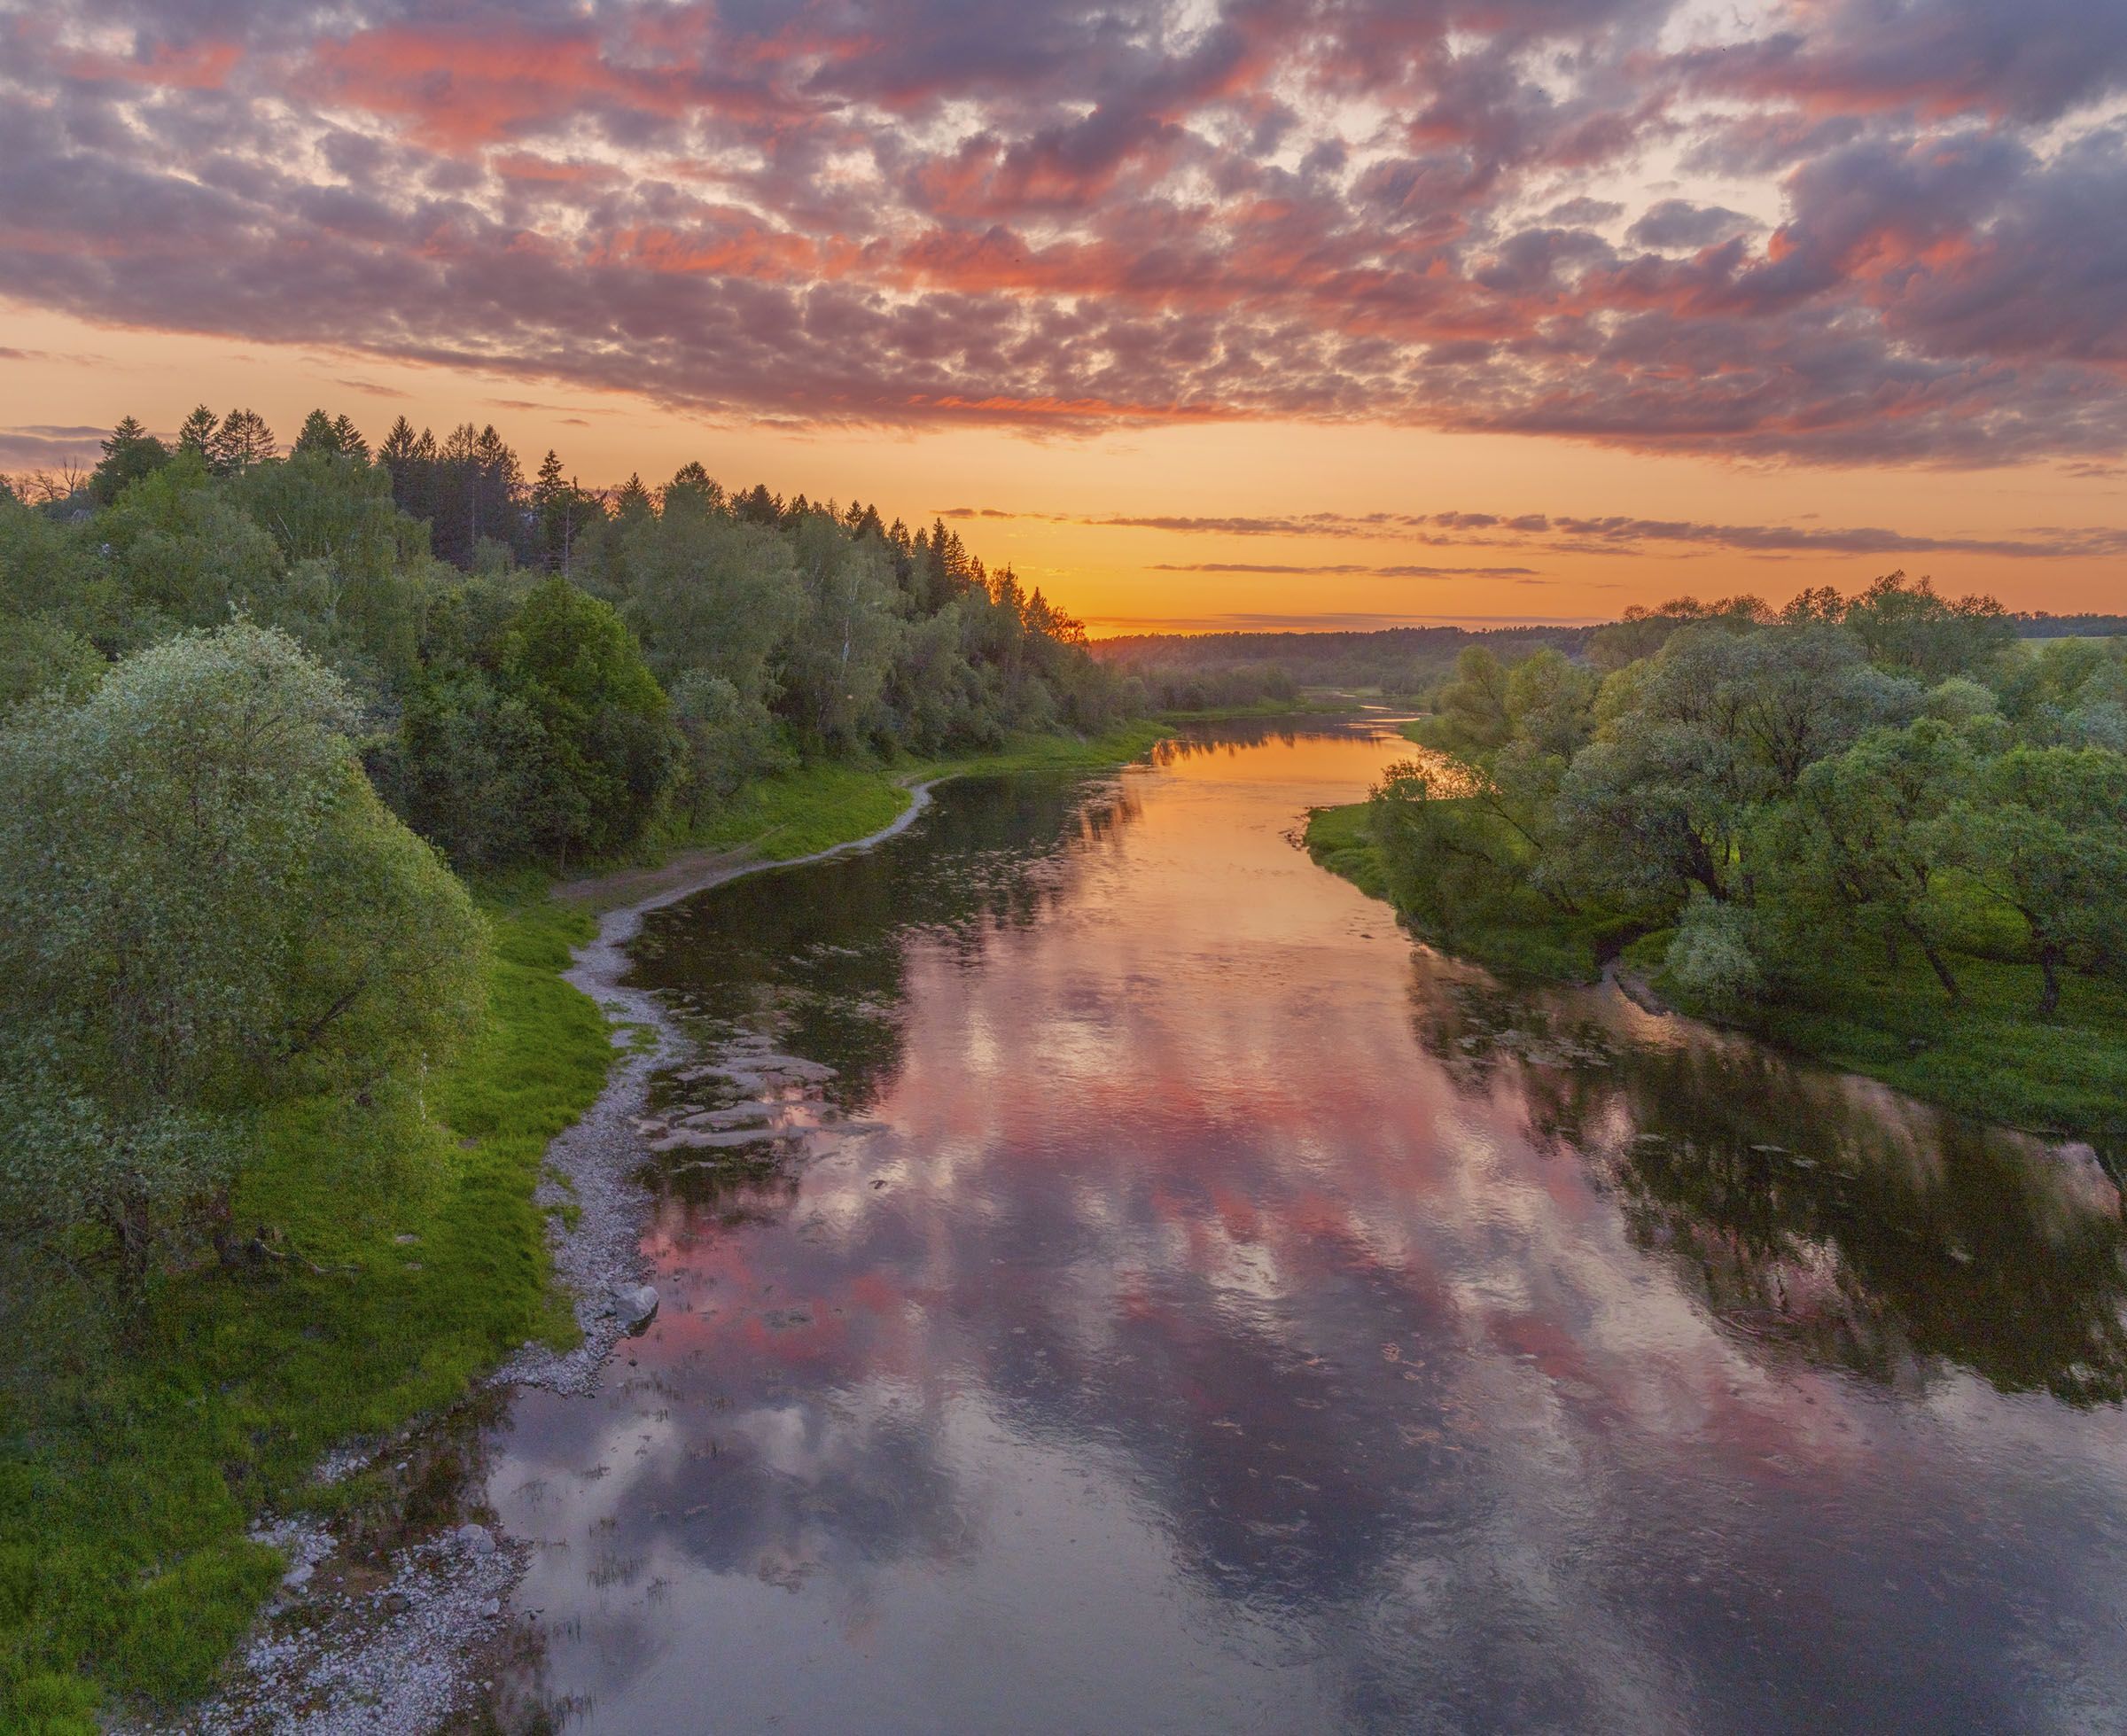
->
627;773;1140;1118
1404;962;2127;1405
1149;721;1306;763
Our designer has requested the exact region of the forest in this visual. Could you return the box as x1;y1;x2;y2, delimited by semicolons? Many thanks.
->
1310;580;2127;1140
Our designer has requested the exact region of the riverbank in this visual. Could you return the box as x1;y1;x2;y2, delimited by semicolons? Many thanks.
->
2;722;1171;1732
2;898;617;1732
1305;801;2127;1148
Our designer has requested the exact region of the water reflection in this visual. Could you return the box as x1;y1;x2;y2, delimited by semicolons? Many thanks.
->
1406;971;2127;1402
487;723;2127;1734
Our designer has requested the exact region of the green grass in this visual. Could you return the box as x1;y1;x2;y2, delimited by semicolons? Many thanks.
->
656;720;1174;866
1301;802;1391;902
1306;801;2127;1146
0;897;618;1730
685;759;917;860
1303;801;1636;982
1642;934;2127;1146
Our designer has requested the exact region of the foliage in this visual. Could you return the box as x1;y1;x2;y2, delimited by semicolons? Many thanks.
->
0;898;612;1726
1330;582;2125;1137
0;625;483;1283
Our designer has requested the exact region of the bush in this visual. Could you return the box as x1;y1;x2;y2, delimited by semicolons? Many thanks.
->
1664;892;1765;1016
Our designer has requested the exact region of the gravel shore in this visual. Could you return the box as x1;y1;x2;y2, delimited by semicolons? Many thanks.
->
144;785;939;1735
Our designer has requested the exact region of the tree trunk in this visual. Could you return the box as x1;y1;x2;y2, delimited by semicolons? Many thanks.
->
2037;940;2062;1018
1909;922;1960;1005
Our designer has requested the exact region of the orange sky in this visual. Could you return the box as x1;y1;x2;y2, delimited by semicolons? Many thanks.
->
10;302;2119;634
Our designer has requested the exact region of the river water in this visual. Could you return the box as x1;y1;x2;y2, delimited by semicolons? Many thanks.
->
484;719;2127;1734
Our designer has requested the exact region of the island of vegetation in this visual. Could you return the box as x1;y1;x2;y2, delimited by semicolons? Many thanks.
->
1305;583;2127;1146
0;409;1165;1729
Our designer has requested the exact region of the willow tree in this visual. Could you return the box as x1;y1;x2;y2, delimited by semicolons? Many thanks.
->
0;624;484;1287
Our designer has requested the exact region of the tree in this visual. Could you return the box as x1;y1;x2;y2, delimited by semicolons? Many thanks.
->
781;510;902;748
0;617;103;712
89;416;169;505
1940;746;2127;1015
0;625;483;1285
292;409;344;459
175;405;221;463
617;502;800;698
499;579;677;865
1421;645;1514;754
97;454;284;639
1843;571;2012;686
1781;719;1975;1002
331;413;370;463
209;408;277;475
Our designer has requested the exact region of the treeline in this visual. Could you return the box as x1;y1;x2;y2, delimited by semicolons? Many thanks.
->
1369;574;2126;1022
4;407;1135;873
0;404;1135;1287
1095;623;1594;697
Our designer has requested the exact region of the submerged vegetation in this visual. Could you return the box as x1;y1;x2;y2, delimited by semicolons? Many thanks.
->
0;408;1173;1726
1308;580;2127;1143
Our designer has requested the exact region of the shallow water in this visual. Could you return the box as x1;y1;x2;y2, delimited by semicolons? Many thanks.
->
485;720;2127;1734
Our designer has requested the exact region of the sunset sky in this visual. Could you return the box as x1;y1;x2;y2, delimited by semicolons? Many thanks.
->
3;0;2123;633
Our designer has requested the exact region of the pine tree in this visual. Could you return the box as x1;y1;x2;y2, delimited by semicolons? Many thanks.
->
210;409;277;475
292;409;335;455
330;414;370;463
175;405;220;462
90;416;170;504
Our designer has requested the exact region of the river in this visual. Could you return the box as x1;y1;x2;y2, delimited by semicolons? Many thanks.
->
481;718;2127;1733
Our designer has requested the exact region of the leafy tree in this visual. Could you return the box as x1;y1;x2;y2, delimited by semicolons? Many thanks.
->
1780;719;1975;1002
0;617;103;712
1940;746;2127;1014
0;625;482;1284
89;416;169;505
97;454;283;639
781;510;902;748
1843;571;2012;685
1420;645;1514;754
617;496;800;697
499;579;676;865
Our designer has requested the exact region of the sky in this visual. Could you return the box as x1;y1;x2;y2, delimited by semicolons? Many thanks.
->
2;0;2123;634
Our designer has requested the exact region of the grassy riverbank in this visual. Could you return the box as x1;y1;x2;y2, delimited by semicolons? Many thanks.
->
651;720;1174;867
1305;802;2127;1147
3;720;1172;1729
0;899;614;1729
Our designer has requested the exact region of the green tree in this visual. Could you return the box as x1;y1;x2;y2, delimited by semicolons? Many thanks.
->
1781;720;1975;1002
0;625;483;1284
1940;746;2127;1015
500;579;676;865
208;409;277;476
782;511;902;748
174;404;221;463
89;416;169;506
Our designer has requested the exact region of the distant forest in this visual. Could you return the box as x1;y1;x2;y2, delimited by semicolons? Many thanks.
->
1096;609;2127;704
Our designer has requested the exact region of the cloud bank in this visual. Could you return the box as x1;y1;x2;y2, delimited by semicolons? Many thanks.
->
4;0;2125;462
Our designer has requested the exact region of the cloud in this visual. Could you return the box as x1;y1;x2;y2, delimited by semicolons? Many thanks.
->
0;424;105;468
1150;561;1545;578
938;502;2127;559
0;0;2123;461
